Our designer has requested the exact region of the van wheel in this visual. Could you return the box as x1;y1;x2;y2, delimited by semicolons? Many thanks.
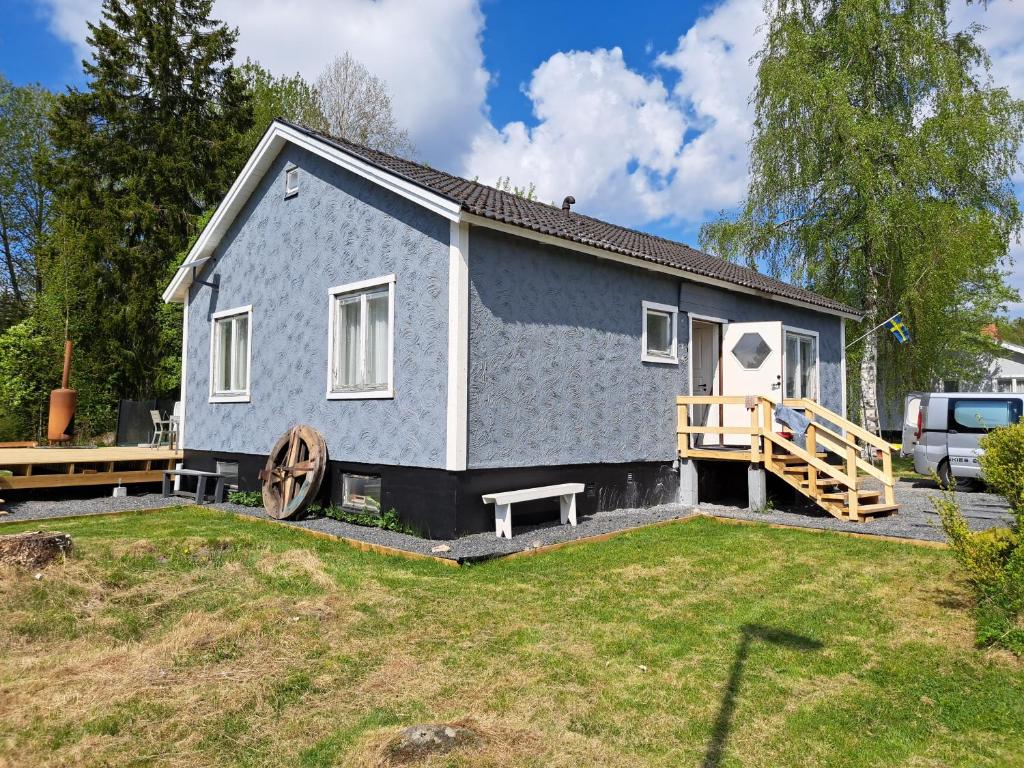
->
937;460;973;491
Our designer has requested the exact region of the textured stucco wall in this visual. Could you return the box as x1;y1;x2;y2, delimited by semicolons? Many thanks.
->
467;229;688;469
184;144;450;468
678;282;845;415
467;230;846;469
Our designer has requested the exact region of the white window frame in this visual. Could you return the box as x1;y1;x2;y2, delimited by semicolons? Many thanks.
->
327;274;396;399
996;377;1023;393
642;301;679;364
209;305;253;403
783;325;820;401
284;166;299;197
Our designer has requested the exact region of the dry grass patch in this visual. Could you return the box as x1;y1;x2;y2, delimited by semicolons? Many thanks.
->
0;508;1021;767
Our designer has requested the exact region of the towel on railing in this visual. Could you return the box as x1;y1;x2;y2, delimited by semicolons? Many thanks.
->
774;404;810;450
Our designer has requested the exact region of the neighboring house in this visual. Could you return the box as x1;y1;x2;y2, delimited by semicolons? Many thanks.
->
163;119;861;538
986;340;1024;393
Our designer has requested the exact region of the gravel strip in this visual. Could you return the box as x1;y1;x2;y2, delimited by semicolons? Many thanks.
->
0;477;1013;558
702;477;1013;543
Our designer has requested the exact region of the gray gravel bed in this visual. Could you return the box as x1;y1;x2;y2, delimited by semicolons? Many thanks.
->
0;476;1013;558
702;477;1013;543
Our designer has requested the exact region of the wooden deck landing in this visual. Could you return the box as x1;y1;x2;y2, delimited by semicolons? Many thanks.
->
0;446;182;490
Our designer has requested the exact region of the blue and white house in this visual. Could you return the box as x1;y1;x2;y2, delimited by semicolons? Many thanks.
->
164;119;862;538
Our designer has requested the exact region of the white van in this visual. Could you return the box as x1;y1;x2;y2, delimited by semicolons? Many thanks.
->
904;392;1024;487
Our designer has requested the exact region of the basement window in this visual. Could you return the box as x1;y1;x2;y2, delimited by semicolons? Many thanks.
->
215;460;240;490
342;473;382;515
642;301;678;364
284;167;299;197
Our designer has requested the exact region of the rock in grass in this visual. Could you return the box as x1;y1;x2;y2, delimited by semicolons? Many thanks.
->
386;723;476;762
0;531;73;569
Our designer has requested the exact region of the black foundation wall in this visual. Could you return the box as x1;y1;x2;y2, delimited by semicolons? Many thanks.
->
183;449;679;539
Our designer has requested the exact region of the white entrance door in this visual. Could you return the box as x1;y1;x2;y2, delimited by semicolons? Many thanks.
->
720;321;784;445
690;320;721;446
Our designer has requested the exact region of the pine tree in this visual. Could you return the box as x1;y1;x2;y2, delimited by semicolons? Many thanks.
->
47;0;251;405
701;0;1023;432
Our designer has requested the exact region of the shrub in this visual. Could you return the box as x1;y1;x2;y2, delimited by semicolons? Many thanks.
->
308;503;418;536
979;418;1024;514
934;487;1024;654
226;490;263;507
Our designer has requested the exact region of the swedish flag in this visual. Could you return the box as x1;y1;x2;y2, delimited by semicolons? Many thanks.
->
886;313;911;344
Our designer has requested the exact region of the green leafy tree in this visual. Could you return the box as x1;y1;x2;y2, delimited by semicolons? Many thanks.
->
996;316;1024;346
701;0;1023;432
46;0;252;408
237;59;328;155
0;76;55;329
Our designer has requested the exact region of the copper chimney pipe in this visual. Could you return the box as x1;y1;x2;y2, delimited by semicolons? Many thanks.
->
47;340;77;443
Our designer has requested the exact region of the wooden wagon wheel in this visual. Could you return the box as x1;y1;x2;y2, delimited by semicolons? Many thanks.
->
258;425;327;520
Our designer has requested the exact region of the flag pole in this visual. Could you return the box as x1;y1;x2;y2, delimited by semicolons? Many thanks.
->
845;312;901;349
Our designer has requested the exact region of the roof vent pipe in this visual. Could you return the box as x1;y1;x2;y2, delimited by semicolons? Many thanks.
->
561;195;575;213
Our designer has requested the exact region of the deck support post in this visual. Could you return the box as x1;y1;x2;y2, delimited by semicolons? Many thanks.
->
747;464;767;511
678;459;699;506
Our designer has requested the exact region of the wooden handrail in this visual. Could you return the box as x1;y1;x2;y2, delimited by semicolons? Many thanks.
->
783;398;890;452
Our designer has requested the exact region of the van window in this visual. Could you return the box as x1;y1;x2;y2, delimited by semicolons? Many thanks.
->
949;398;1022;433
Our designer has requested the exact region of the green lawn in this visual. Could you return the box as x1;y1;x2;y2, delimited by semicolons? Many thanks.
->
890;454;921;479
0;508;1021;767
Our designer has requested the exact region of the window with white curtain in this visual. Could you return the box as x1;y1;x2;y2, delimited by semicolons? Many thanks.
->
328;275;395;398
784;329;818;400
210;306;252;402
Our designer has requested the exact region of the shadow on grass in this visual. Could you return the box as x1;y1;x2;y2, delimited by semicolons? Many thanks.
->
701;624;823;768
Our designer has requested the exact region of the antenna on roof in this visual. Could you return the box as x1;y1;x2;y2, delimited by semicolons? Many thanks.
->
561;195;575;213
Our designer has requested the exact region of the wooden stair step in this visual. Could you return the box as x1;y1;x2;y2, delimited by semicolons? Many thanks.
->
805;478;872;490
849;503;899;516
776;453;826;464
819;490;881;503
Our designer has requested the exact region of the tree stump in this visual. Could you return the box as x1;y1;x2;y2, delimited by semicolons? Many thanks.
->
385;723;477;763
0;531;73;569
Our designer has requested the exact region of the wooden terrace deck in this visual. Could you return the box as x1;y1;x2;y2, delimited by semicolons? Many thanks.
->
0;446;182;490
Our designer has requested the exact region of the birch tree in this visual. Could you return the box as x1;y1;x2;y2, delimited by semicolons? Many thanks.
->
314;52;413;156
701;0;1023;432
0;78;53;329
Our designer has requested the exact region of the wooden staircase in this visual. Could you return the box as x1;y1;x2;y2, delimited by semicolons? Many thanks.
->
677;396;897;522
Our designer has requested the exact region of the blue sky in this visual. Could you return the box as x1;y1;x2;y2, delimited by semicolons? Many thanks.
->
4;0;1024;316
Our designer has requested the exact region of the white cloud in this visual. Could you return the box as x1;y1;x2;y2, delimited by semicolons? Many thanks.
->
951;0;1024;96
464;47;687;222
38;0;489;167
462;0;763;227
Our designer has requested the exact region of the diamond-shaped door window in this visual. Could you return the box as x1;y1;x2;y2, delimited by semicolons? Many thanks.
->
732;332;771;369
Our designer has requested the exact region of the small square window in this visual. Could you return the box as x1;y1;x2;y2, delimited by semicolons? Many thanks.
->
642;301;678;364
284;167;299;197
342;473;382;515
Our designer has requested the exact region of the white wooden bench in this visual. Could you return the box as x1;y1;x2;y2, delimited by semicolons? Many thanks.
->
481;483;585;539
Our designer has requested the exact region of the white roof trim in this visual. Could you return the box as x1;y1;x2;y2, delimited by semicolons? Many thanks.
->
1001;340;1024;356
461;213;863;320
163;121;461;303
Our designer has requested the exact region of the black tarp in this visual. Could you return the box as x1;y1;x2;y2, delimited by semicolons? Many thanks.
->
115;399;178;447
